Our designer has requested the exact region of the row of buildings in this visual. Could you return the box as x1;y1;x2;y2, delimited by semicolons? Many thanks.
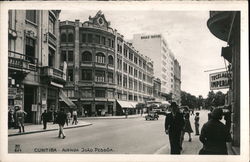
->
8;10;181;123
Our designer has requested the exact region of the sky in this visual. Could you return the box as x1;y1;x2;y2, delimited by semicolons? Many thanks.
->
59;10;228;97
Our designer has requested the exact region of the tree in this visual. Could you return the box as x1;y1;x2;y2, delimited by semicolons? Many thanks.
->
204;91;225;109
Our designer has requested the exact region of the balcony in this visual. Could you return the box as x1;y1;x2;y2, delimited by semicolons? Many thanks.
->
8;50;38;72
41;66;66;83
207;11;234;41
48;32;57;48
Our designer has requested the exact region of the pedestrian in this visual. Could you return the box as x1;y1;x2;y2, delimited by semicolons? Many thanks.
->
180;107;193;150
165;102;185;154
72;109;78;125
8;108;15;129
15;106;27;133
53;109;58;124
66;111;71;126
56;108;67;139
199;108;232;154
41;110;49;129
224;105;232;133
194;112;200;135
208;106;214;121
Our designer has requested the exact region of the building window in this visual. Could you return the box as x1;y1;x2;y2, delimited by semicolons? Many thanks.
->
96;53;105;64
108;55;114;65
95;90;105;98
82;51;92;61
88;34;93;43
134;69;138;77
129;66;133;75
95;70;105;82
68;33;74;42
81;69;92;80
101;36;106;45
48;17;55;34
48;48;55;67
25;37;36;64
68;51;74;62
81;89;92;98
108;72;113;83
95;35;100;44
61;33;67;43
139;59;142;67
129;78;133;89
123;62;127;73
123;75;127;88
82;33;86;43
107;91;114;98
129;52;133;61
26;10;36;24
117;73;122;86
111;40;114;48
143;84;146;93
124;48;127;57
108;38;111;47
134;80;138;91
139;82;142;92
61;50;66;62
128;94;133;101
143;62;146;69
134;56;138;64
139;71;142;80
67;69;74;81
134;95;138;101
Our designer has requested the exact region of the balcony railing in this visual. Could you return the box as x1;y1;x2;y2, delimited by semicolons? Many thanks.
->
8;50;38;71
42;66;66;81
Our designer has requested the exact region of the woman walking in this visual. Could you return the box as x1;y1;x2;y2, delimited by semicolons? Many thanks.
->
56;109;67;139
181;107;193;144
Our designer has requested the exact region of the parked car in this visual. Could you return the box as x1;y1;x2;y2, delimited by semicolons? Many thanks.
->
145;111;159;120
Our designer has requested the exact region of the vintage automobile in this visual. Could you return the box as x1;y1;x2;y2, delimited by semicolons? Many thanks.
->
145;111;159;120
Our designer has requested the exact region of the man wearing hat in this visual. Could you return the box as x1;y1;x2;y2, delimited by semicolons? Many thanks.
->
165;102;185;154
15;106;27;133
199;108;232;154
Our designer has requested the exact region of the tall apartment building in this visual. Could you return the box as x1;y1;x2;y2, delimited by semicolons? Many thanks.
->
59;11;154;116
8;10;67;124
132;34;177;97
173;59;181;104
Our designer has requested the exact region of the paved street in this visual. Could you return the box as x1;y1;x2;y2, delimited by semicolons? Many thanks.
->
9;110;214;154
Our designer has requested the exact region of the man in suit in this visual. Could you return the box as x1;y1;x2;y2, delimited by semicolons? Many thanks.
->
165;102;185;154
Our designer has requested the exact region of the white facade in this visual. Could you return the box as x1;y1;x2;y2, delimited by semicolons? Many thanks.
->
132;34;175;94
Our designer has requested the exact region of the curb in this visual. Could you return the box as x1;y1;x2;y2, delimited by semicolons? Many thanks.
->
81;115;145;120
8;123;92;137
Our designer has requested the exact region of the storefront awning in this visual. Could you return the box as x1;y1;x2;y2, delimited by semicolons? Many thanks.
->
117;100;134;109
59;90;76;108
130;102;138;108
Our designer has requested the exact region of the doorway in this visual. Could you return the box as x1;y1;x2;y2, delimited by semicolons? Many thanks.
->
24;85;35;123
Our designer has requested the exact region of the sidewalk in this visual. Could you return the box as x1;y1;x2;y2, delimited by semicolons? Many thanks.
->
79;114;146;120
8;121;92;137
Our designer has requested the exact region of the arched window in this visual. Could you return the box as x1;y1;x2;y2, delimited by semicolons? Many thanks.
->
82;51;92;61
68;33;74;42
108;55;114;65
61;33;66;42
95;53;105;64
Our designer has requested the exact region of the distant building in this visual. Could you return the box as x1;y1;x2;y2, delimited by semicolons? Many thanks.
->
8;10;67;124
173;59;181;105
132;33;179;99
207;11;240;154
59;11;154;116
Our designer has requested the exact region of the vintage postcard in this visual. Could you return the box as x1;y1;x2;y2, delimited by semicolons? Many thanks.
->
0;1;249;162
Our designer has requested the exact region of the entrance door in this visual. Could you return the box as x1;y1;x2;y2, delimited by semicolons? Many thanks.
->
83;104;92;117
96;105;104;116
24;86;35;123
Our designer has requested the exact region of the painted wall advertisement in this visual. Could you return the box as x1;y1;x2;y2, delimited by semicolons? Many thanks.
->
209;71;232;90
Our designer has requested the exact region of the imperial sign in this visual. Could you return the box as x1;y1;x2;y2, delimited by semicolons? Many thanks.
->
209;71;232;90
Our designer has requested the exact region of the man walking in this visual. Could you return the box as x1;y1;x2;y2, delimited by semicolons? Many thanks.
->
41;110;49;129
15;106;27;133
194;112;200;135
199;108;232;154
56;109;67;139
72;110;78;125
165;102;185;154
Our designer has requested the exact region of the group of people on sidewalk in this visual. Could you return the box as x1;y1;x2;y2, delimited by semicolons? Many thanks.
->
165;102;232;155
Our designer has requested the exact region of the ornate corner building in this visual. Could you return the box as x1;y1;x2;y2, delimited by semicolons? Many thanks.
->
8;10;66;124
59;11;155;116
207;11;240;154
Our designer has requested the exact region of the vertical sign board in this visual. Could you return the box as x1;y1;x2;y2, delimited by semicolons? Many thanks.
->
209;71;232;90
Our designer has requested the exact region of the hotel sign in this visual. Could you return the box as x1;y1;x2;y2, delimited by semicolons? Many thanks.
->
209;71;232;90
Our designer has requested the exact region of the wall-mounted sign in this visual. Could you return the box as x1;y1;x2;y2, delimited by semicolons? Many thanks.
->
209;71;232;90
32;104;38;111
